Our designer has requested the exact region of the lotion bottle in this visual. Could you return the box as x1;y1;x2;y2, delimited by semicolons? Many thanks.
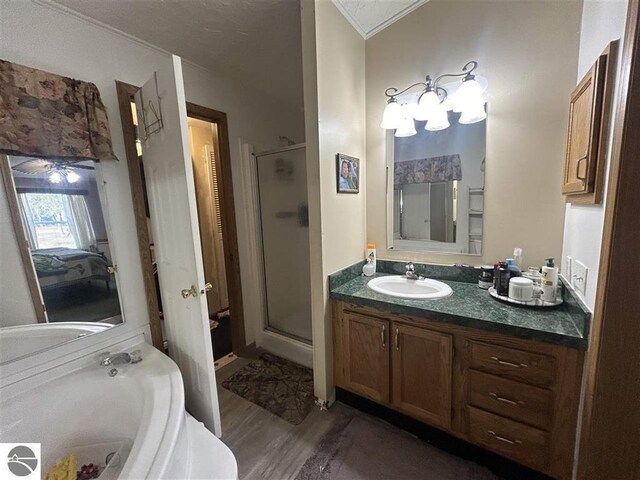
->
541;257;558;302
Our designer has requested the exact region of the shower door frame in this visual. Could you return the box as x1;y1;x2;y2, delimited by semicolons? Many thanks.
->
254;143;312;345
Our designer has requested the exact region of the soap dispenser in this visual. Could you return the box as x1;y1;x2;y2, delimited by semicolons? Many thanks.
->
362;243;376;277
541;257;558;302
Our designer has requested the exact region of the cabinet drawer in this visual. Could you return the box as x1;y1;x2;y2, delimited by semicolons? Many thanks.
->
468;406;548;472
467;341;556;387
468;370;553;430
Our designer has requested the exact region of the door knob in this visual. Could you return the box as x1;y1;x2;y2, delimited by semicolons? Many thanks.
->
200;283;213;294
181;285;198;299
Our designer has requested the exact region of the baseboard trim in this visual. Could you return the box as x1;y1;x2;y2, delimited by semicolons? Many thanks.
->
336;388;553;480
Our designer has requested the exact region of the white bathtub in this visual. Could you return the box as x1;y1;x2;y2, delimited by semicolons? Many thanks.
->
0;339;237;479
0;322;112;364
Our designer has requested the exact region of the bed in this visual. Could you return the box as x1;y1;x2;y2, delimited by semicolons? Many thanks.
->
31;247;111;291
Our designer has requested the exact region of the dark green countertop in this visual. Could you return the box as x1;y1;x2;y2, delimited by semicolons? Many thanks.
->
330;273;589;349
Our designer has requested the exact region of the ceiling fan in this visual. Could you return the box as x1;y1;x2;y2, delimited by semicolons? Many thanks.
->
11;159;95;184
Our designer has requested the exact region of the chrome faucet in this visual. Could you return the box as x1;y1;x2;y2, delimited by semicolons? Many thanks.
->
99;350;142;376
404;262;423;280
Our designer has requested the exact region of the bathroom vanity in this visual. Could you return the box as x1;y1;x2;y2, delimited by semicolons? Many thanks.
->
330;263;589;480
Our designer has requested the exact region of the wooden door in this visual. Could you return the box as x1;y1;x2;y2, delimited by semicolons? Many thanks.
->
134;55;221;436
343;312;390;403
562;55;606;195
391;323;453;429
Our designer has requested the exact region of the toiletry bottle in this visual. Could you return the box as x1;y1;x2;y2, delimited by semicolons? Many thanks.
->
363;256;375;277
506;258;522;277
513;247;523;269
494;261;510;296
363;243;377;276
541;257;558;303
478;265;494;289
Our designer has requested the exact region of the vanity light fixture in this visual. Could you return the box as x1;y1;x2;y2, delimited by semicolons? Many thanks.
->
381;61;487;137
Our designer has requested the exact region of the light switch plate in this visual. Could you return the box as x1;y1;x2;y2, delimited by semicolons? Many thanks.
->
564;256;572;280
572;259;588;295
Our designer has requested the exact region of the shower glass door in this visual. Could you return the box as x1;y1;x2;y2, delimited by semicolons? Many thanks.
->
256;145;312;343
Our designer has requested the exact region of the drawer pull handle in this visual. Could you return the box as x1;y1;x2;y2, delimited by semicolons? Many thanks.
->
489;392;525;406
394;327;400;351
490;356;528;368
381;325;386;347
487;430;522;446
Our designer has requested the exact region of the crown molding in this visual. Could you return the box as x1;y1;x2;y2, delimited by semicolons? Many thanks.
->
331;0;429;40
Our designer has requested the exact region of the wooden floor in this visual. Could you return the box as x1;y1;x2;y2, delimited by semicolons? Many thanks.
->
215;354;345;480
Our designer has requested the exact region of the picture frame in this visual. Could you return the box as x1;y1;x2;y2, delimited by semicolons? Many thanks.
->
336;153;360;194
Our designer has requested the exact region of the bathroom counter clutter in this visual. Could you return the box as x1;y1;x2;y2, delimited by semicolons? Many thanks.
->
330;272;589;349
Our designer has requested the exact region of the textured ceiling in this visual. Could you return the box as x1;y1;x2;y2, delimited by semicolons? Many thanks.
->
50;0;304;110
331;0;429;39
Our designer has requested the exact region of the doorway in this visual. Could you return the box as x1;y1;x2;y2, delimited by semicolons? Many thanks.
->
115;81;246;358
188;116;231;359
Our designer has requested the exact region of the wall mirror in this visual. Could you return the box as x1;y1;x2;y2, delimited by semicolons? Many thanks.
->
388;111;486;255
1;155;123;364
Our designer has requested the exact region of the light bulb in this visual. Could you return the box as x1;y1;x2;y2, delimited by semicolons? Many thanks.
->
395;115;417;137
453;77;485;112
66;171;80;183
425;104;450;131
49;171;62;184
459;103;487;124
414;90;440;121
380;99;402;129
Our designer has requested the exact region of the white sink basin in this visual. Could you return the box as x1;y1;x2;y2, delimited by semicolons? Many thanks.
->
367;275;453;299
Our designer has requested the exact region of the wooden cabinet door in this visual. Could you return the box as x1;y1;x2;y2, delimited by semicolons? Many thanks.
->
562;55;606;195
391;323;453;429
343;312;390;403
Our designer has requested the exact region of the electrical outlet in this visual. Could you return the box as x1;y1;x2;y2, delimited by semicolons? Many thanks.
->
572;259;588;295
564;256;572;280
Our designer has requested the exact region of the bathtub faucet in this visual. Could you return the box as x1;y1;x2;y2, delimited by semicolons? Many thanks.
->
99;350;143;376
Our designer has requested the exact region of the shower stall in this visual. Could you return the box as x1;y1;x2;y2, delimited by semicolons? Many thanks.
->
255;144;312;352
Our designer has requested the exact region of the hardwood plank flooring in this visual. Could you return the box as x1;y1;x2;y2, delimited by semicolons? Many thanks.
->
215;354;507;480
216;354;343;480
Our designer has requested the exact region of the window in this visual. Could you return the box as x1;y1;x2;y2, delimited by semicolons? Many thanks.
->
19;193;95;250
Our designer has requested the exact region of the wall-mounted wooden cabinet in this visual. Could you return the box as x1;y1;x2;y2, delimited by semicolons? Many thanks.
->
333;301;584;480
562;40;618;204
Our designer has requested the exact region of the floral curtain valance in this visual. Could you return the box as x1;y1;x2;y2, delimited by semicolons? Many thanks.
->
394;154;462;186
0;59;117;161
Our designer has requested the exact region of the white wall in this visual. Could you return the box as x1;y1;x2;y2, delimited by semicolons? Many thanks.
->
302;0;366;402
0;0;304;343
366;0;582;269
561;0;628;311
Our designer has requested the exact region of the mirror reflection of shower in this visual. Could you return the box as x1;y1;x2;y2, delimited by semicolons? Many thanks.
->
255;144;311;343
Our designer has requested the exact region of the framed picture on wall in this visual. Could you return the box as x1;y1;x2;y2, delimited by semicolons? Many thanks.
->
336;153;360;194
